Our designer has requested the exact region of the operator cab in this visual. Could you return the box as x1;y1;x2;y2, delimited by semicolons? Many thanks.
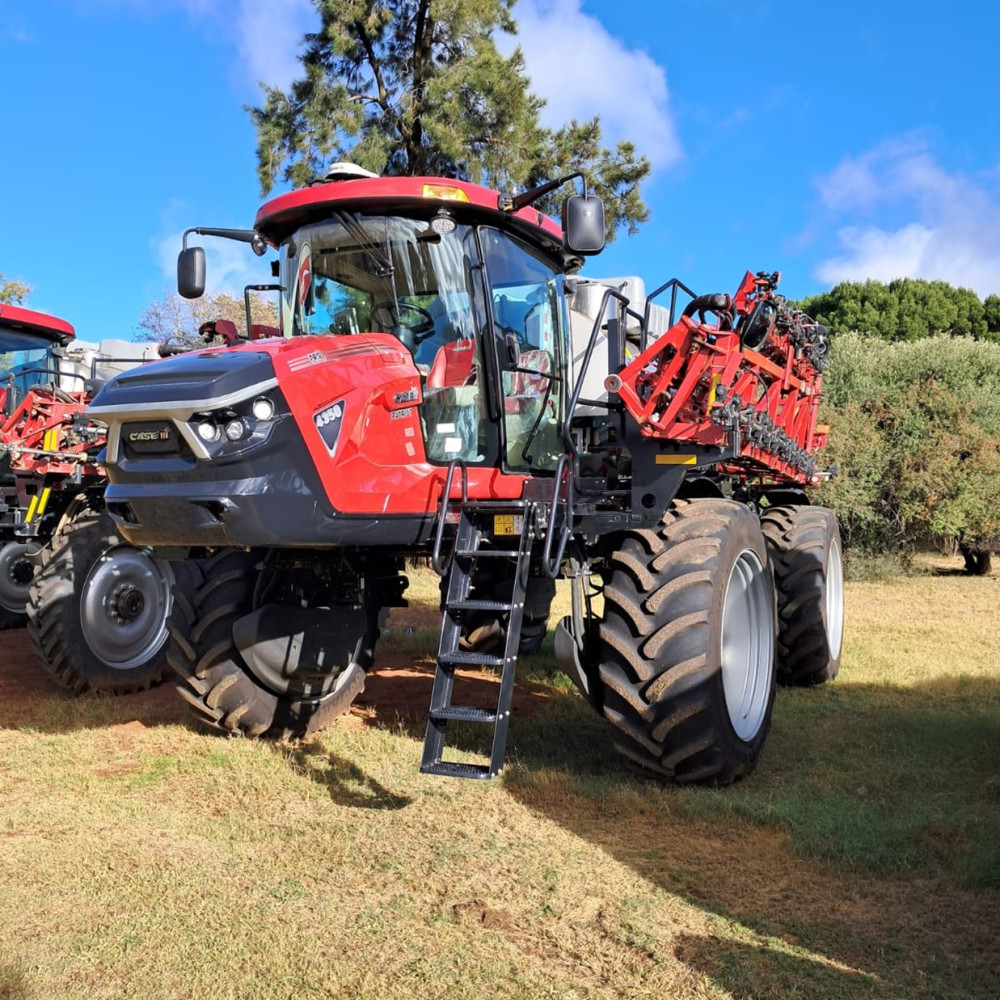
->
245;170;605;478
278;210;577;471
0;304;76;417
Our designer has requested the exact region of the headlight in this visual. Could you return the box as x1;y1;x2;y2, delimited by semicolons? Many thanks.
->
224;419;246;441
197;421;221;443
251;396;275;421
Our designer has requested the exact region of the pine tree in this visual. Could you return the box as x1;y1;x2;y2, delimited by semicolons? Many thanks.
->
249;0;649;239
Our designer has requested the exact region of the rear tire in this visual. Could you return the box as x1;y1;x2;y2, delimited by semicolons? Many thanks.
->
761;505;843;685
597;499;777;785
167;549;379;739
27;501;172;694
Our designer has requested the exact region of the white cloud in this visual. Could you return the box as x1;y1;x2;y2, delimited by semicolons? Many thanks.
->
99;0;312;90
814;138;1000;296
498;0;681;170
234;0;313;91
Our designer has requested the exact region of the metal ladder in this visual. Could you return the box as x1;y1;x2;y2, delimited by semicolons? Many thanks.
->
421;501;534;779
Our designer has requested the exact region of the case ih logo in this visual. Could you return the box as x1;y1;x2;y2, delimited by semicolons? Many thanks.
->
314;401;345;454
124;422;176;453
127;428;171;443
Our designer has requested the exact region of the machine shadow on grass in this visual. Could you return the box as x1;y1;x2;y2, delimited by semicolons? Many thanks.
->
350;630;998;999
492;673;1000;1000
279;741;412;811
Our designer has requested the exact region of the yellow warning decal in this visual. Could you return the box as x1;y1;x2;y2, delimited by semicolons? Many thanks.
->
655;454;698;466
493;514;524;536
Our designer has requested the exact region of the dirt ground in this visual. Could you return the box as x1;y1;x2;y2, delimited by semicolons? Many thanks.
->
0;609;545;732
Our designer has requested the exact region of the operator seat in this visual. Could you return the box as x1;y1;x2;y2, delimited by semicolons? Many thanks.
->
426;339;475;389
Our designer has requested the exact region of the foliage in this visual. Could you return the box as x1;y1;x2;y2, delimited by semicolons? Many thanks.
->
797;278;1000;342
0;272;30;305
249;0;650;239
136;291;279;347
813;333;1000;556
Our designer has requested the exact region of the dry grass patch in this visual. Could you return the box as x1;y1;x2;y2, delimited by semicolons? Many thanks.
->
0;553;996;998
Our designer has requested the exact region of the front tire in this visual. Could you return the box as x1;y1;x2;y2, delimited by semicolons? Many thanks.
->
167;549;380;739
27;501;173;694
597;499;777;784
761;505;843;685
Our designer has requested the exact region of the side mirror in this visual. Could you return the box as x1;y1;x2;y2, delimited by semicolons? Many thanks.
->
561;194;606;256
177;246;206;299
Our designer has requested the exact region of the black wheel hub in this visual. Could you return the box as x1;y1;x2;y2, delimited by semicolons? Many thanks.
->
108;583;146;624
9;558;33;587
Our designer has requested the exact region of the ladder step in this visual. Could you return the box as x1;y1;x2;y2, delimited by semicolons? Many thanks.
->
439;650;505;669
420;760;496;780
455;548;520;559
448;599;512;613
430;706;499;723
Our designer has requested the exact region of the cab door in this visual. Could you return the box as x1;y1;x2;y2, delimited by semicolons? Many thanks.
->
479;228;570;472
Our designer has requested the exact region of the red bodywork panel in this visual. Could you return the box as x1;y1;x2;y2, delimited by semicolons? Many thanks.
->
260;333;527;515
615;272;826;485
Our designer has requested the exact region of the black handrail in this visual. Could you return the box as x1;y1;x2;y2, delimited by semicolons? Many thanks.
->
641;278;697;351
430;459;468;576
542;453;573;578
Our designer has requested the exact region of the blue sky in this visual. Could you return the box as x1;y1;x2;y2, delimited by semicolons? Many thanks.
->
3;0;999;344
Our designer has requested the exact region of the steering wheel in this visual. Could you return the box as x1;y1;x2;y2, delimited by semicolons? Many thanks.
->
371;301;436;349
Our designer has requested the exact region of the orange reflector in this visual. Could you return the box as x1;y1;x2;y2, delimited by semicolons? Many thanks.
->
655;454;697;465
421;184;470;202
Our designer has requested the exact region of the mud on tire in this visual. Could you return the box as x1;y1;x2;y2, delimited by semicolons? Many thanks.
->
597;498;777;785
760;505;843;686
167;549;380;739
27;499;172;694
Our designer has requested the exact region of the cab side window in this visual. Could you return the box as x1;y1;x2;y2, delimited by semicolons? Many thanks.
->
480;230;568;472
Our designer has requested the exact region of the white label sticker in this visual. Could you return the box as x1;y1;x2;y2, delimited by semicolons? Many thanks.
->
436;423;456;433
443;437;463;453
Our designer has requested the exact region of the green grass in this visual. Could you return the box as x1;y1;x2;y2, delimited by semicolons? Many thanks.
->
0;555;996;999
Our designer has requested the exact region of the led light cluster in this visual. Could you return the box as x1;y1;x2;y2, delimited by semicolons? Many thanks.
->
193;396;276;447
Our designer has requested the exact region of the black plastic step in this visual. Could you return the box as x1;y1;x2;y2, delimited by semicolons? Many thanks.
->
429;705;498;723
420;760;496;779
438;650;505;668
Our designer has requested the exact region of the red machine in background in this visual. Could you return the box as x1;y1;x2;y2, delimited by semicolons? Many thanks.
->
0;302;173;693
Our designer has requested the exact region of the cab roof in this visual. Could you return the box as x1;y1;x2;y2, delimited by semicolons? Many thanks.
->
0;303;75;346
254;175;570;264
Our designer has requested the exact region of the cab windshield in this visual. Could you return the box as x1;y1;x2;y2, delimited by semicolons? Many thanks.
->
280;212;569;471
0;330;59;415
281;214;478;367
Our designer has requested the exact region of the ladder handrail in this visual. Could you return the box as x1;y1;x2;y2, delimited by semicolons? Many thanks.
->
542;453;573;579
430;459;468;576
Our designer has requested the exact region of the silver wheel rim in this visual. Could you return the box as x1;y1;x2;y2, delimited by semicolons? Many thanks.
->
825;535;845;660
720;549;774;741
80;546;173;669
0;540;38;613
